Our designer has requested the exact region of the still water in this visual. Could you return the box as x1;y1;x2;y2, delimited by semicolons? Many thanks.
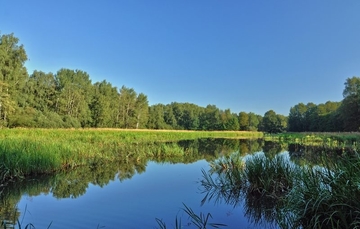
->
15;160;259;228
2;139;307;228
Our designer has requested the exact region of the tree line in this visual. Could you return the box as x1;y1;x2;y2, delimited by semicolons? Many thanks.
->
0;32;358;132
288;77;360;132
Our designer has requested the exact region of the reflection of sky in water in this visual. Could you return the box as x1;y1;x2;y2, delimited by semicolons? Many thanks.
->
17;160;260;229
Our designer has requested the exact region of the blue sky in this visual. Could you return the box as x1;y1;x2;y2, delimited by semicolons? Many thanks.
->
1;1;360;115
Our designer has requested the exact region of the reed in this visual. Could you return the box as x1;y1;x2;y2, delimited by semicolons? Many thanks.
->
0;129;260;182
155;203;226;229
243;154;295;198
286;155;360;229
201;149;360;228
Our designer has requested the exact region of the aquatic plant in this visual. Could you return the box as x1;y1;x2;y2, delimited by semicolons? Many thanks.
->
243;154;295;199
201;149;360;228
286;154;360;229
155;203;226;229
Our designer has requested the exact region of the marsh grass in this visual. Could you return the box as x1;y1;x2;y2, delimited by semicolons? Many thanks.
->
243;154;295;199
286;154;360;229
0;129;260;182
201;150;360;228
200;153;296;228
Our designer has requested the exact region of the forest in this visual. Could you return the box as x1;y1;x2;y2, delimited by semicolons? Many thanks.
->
0;32;359;133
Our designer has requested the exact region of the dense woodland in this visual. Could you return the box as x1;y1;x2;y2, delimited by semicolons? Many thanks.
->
0;33;359;132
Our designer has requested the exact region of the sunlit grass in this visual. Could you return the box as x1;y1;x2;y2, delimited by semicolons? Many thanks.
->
0;129;262;182
265;132;360;149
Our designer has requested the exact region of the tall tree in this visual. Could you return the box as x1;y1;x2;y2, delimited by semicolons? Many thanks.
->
221;109;239;130
199;105;221;130
116;86;137;128
134;93;149;129
262;110;287;133
55;69;93;127
239;112;249;130
26;71;57;112
288;103;308;132
147;104;167;129
164;105;177;129
0;33;28;125
340;77;360;131
248;112;260;131
90;80;118;127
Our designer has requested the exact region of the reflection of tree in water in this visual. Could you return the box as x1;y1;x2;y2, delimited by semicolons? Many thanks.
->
263;141;287;158
0;138;264;226
0;175;54;227
239;139;263;156
243;190;281;228
288;143;357;167
0;195;21;227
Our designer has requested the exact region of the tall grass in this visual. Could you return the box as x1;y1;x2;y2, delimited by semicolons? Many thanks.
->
286;154;360;229
200;150;360;228
0;129;261;182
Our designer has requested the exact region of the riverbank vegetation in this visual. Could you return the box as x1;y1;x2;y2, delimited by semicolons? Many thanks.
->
0;129;262;182
265;132;360;148
2;127;360;185
201;151;360;228
2;137;360;228
0;138;263;228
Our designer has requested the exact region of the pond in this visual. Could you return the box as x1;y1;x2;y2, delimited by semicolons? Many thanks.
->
13;160;256;229
0;138;350;228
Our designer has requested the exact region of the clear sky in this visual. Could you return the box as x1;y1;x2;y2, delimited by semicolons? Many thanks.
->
1;1;360;115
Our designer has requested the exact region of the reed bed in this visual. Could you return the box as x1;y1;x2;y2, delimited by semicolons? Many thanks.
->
0;129;262;182
286;155;360;229
201;151;360;228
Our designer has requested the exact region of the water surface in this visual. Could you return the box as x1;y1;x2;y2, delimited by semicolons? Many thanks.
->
3;138;334;228
14;160;256;228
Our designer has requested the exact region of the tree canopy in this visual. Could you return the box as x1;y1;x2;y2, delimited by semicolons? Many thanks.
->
0;32;358;133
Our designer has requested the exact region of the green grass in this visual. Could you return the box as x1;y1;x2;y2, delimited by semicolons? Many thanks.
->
265;132;360;148
0;129;262;182
200;151;360;228
285;154;360;229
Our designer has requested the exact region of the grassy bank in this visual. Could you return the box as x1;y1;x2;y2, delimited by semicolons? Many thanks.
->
264;132;360;148
0;128;263;182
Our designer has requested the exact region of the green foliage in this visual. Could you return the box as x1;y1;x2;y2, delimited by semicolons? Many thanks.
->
238;112;249;130
340;76;360;131
0;32;261;131
0;33;28;124
288;102;342;132
262;110;287;133
286;155;360;229
1;32;360;134
90;80;118;128
200;144;360;228
0;129;263;182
